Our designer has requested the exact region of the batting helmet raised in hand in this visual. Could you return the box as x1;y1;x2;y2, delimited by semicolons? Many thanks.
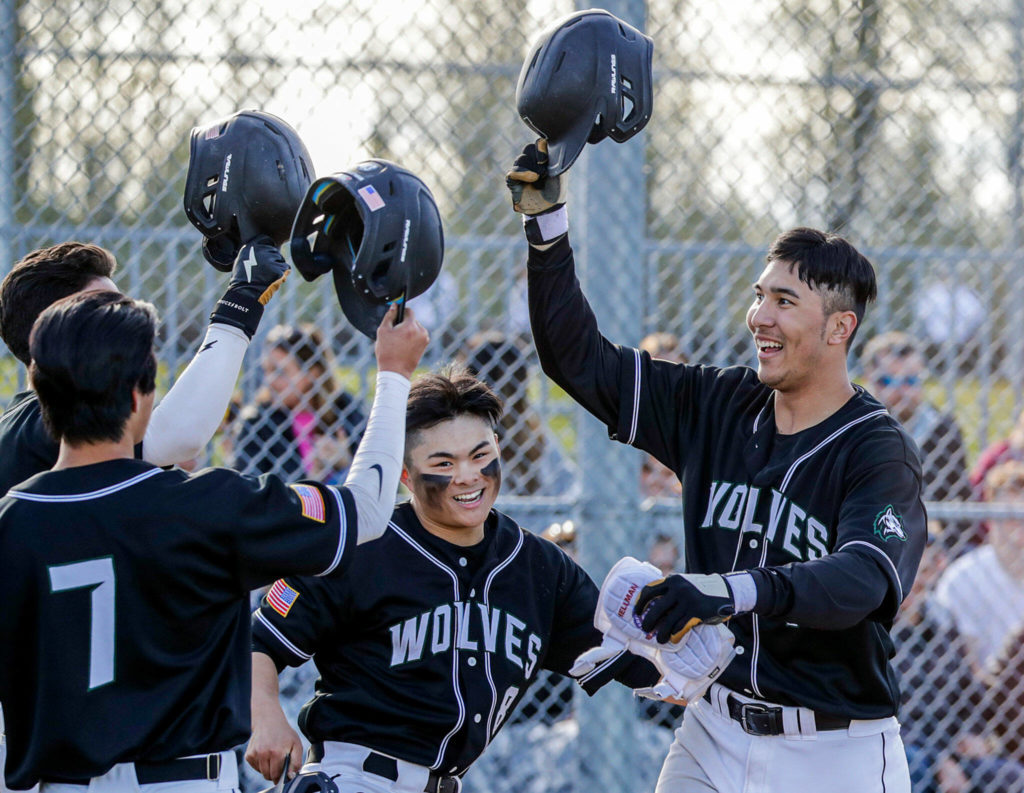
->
290;159;445;340
516;9;654;176
183;110;314;272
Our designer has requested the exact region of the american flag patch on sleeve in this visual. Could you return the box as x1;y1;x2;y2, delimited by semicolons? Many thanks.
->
267;579;300;617
290;484;326;523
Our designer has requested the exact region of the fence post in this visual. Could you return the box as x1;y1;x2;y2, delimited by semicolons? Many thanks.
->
570;0;651;790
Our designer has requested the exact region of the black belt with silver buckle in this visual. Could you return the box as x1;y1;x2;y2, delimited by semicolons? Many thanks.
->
307;744;461;793
704;690;851;736
134;754;223;785
57;754;223;786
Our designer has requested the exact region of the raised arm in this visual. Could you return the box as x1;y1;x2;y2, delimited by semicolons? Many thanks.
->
343;304;429;544
142;237;289;466
506;140;628;430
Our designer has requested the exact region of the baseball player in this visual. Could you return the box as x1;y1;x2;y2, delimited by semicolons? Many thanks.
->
246;367;707;793
506;144;926;791
0;291;428;792
0;235;289;494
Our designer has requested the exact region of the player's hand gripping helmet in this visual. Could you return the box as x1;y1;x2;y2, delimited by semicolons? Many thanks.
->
290;160;444;340
516;8;654;176
183;110;314;272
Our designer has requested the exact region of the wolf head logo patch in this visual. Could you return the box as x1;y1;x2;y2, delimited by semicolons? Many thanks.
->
874;505;907;542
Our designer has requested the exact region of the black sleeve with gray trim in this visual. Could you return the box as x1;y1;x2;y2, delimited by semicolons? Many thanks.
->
749;451;926;627
252;572;349;672
528;236;729;474
219;472;358;593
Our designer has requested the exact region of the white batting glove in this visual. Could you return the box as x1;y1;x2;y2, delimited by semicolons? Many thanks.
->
594;556;688;654
634;622;736;703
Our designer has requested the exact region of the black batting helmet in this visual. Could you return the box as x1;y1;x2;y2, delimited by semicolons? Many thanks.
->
183;110;314;271
516;9;654;176
272;772;338;793
290;159;444;340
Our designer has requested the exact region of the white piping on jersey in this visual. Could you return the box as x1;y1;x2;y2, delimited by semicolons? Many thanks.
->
626;348;642;446
836;540;904;604
387;521;465;770
574;648;626;687
7;467;162;501
254;610;312;661
316;486;348;577
778;409;888;491
747;407;889;699
481;529;525;742
751;399;772;434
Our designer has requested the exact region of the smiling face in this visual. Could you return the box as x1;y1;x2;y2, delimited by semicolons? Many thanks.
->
402;413;502;545
746;260;850;393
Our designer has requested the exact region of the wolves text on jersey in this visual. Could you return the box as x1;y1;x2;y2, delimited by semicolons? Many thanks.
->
701;481;830;561
389;600;542;676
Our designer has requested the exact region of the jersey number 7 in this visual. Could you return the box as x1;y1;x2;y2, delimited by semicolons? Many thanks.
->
48;557;116;690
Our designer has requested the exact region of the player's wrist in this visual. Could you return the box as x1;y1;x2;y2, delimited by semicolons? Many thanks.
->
209;286;265;339
722;571;756;614
523;204;568;247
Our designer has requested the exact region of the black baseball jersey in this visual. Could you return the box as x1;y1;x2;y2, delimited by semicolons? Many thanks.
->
252;501;656;776
527;236;926;719
0;391;142;494
0;459;357;790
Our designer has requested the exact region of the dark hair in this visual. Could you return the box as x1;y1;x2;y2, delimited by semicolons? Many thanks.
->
405;365;503;464
29;291;158;445
0;242;117;365
463;331;546;494
768;228;877;347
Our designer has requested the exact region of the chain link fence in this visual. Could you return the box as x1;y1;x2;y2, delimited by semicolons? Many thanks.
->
4;0;1024;790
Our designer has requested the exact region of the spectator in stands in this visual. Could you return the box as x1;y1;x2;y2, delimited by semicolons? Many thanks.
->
974;622;1024;792
639;333;687;499
861;331;972;506
892;520;981;792
462;330;573;496
932;460;1024;674
233;324;366;483
971;407;1024;498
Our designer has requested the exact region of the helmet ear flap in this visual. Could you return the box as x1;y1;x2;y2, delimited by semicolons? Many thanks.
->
202;234;237;272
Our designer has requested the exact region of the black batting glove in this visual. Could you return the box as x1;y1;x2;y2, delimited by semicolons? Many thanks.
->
209;235;290;339
506;139;569;247
634;573;737;644
506;139;566;216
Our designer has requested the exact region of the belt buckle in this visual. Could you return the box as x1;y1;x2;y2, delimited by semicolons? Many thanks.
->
435;777;461;793
738;702;781;736
206;754;221;781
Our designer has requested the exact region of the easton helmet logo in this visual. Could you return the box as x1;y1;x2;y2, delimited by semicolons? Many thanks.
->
874;505;907;542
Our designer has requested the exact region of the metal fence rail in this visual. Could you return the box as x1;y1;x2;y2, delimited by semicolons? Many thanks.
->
4;1;1024;791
